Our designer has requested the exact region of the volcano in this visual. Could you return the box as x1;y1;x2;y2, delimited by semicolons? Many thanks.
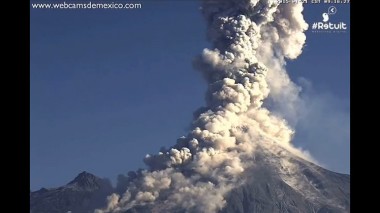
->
30;0;350;212
30;145;350;213
220;145;350;213
122;144;350;213
30;172;114;213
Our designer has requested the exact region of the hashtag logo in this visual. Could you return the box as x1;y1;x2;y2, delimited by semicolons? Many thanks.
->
312;23;317;29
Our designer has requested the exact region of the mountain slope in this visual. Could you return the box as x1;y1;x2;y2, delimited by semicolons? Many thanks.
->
30;172;114;213
122;144;350;213
220;145;350;213
30;147;350;213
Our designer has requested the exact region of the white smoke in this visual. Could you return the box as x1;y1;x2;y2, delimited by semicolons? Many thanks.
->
96;1;310;212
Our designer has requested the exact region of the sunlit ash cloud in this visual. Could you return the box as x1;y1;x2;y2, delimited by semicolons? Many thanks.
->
95;1;310;212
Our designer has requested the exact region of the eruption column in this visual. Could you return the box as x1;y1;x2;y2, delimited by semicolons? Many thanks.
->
96;1;308;212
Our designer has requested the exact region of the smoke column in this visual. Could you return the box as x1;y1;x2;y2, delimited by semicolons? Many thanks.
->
96;0;309;212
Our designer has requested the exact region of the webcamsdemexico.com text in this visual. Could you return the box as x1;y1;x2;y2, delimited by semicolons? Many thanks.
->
31;1;142;9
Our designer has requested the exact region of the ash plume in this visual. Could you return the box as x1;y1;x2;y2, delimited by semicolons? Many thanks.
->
96;1;310;212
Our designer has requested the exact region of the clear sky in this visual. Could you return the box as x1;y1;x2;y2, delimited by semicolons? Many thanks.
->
30;0;350;190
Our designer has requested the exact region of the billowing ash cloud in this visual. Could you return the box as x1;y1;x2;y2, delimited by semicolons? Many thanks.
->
96;1;309;212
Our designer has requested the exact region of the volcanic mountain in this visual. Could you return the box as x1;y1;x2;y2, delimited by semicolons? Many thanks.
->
30;145;350;213
30;0;350;212
121;144;350;213
30;172;114;213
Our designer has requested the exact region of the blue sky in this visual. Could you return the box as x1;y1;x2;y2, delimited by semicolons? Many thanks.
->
30;1;350;190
